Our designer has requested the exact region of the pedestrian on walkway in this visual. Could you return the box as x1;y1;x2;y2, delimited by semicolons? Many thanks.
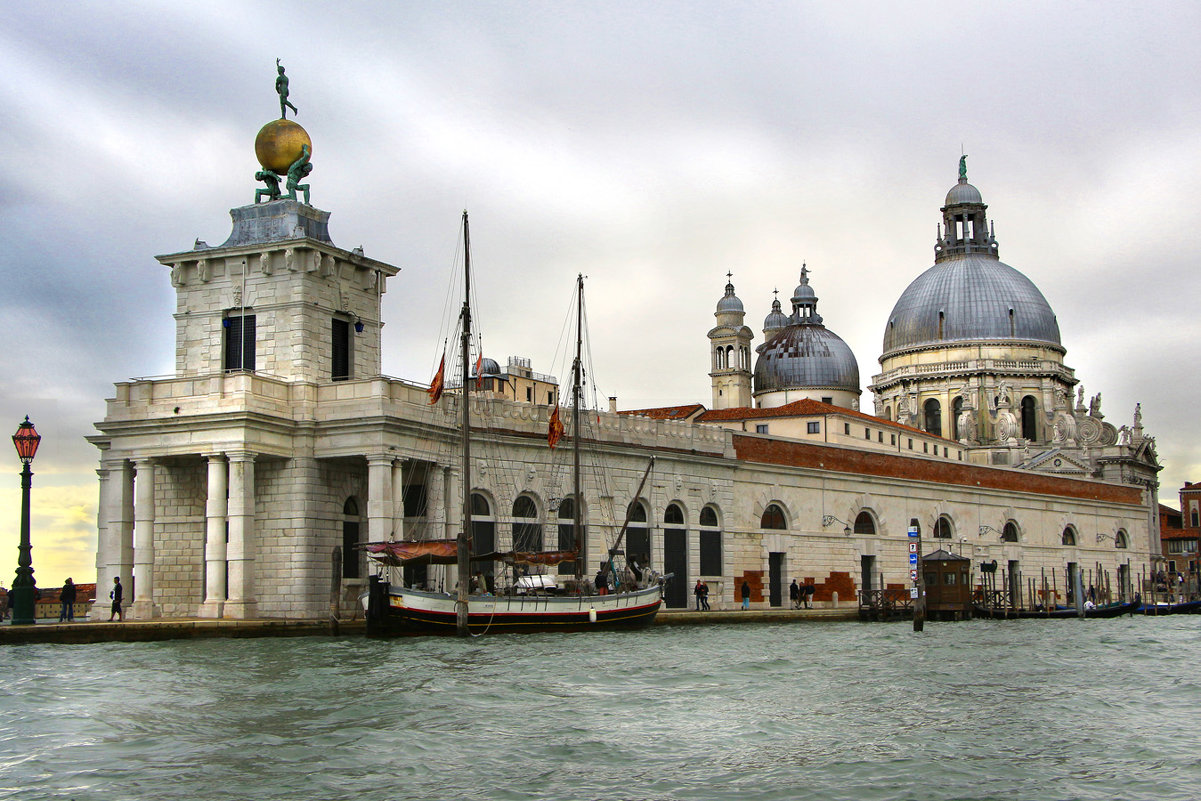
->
701;581;710;611
108;576;124;622
694;579;706;611
804;582;815;609
741;580;751;610
790;579;800;609
58;578;77;622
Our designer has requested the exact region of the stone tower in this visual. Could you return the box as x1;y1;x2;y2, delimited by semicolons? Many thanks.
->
708;275;753;409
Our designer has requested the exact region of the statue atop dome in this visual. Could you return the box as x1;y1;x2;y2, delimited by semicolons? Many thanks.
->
276;59;298;120
253;60;314;205
958;153;968;181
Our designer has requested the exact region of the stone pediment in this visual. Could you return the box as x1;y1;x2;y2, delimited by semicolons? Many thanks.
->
1020;448;1089;475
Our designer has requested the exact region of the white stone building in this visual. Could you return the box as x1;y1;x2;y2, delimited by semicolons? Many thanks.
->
89;159;1159;619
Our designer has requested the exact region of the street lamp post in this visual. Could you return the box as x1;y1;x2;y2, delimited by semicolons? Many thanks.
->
11;416;41;625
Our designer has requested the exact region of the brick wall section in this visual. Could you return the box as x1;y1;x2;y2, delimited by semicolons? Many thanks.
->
735;570;764;602
733;434;1143;505
806;571;855;603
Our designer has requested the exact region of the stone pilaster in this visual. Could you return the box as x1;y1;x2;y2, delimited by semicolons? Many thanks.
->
198;453;228;618
91;458;132;620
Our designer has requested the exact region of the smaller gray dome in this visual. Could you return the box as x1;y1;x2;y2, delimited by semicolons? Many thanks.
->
754;326;860;394
716;280;744;313
945;179;983;206
474;357;501;377
763;296;788;335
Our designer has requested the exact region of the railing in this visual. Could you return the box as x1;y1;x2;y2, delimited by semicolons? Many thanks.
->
857;588;913;619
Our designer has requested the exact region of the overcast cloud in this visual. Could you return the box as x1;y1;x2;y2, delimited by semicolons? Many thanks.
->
2;1;1198;588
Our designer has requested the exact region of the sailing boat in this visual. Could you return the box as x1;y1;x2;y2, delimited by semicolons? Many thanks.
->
364;212;666;636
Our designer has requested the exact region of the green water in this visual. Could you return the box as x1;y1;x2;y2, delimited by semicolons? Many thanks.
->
1;618;1198;801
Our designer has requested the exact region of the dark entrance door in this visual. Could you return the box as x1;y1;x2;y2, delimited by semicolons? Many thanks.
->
664;528;688;608
769;552;784;607
861;554;876;595
1008;560;1021;609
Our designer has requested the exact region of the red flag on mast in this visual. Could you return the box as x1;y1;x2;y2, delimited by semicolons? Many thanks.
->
428;354;445;404
474;352;484;388
547;405;565;448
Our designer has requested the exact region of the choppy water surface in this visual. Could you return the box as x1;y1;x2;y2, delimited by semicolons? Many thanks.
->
2;618;1200;801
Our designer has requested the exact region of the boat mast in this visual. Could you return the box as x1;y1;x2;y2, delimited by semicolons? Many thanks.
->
573;274;583;583
457;210;472;636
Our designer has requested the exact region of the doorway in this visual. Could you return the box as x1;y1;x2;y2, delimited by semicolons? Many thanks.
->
769;552;784;607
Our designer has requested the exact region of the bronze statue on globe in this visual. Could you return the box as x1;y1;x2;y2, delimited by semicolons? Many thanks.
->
253;60;313;204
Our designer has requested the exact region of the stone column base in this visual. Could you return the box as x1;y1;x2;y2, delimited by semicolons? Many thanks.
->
222;600;258;619
197;600;225;619
127;600;159;620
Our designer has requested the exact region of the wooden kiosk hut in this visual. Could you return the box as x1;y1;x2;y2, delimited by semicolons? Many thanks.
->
922;549;972;621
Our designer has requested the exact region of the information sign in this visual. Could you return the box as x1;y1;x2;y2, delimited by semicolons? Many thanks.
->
909;568;918;581
909;553;918;565
908;542;918;554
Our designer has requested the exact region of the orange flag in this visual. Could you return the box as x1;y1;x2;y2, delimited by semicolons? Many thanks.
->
548;405;565;448
428;355;445;404
474;352;484;388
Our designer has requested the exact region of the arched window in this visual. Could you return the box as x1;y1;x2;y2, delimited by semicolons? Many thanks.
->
1061;527;1076;546
699;505;722;576
1021;396;1038;440
883;405;892;421
512;496;542;552
933;516;953;539
557;497;581;575
1001;521;1019;543
952;397;964;440
342;496;362;579
1115;530;1128;549
472;493;496;589
924;398;942;436
761;503;786;530
625;500;651;571
853;511;876;535
665;504;685;525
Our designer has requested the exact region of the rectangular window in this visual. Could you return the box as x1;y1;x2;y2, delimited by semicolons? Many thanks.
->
943;572;957;585
756;424;768;434
821;396;832;405
943;446;948;457
526;386;532;402
547;391;554;404
923;442;929;453
908;438;913;449
1168;541;1182;554
807;421;820;434
878;432;883;443
864;428;871;440
699;531;722;575
223;314;256;371
844;423;851;435
890;434;896;445
331;318;350;381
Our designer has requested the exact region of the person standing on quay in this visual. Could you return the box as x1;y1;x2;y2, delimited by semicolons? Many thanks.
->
741;580;751;610
694;579;706;611
701;581;710;611
790;578;800;609
58;578;77;622
108;576;124;622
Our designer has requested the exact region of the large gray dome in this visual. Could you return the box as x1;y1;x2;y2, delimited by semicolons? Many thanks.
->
755;325;860;394
882;254;1061;355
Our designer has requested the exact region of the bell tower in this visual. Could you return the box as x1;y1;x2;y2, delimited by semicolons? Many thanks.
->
708;274;753;409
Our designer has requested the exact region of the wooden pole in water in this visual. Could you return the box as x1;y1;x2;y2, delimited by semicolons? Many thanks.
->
911;518;925;631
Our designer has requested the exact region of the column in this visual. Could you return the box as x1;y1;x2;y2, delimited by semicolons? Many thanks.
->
390;460;406;541
90;459;131;620
129;458;158;620
198;453;228;618
365;455;393;581
225;451;257;619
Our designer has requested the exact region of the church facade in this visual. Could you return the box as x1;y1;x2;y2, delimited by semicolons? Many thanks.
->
88;140;1160;618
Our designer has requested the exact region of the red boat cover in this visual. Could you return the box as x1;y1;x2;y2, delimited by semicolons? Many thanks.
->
364;539;459;566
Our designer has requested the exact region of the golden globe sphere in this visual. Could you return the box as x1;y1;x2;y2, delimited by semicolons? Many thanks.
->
254;119;312;174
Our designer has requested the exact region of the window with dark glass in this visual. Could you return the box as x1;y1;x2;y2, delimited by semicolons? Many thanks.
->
224;314;256;371
933;517;952;539
761;504;786;530
512;496;541;552
557;497;580;575
853;511;875;535
807;422;820;434
332;318;350;380
342;497;361;579
1001;522;1019;542
699;506;722;575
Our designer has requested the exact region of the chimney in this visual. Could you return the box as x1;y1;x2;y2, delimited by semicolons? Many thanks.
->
608;396;617;413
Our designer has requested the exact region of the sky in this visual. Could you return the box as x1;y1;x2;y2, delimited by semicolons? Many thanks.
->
2;1;1199;589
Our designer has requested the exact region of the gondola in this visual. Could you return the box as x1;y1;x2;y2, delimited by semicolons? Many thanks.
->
973;601;1139;619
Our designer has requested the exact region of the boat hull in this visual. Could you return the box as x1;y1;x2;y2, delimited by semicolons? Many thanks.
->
972;602;1138;619
1136;600;1201;615
366;581;663;636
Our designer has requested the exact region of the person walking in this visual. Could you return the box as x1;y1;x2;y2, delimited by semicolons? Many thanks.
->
694;579;705;611
108;576;124;622
741;580;751;610
804;582;815;609
701;581;710;611
58;578;77;622
790;579;800;609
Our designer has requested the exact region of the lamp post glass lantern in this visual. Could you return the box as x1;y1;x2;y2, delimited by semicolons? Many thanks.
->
11;416;41;625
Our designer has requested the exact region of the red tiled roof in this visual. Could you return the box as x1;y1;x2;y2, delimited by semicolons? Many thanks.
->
619;404;706;420
732;434;1143;505
697;399;940;440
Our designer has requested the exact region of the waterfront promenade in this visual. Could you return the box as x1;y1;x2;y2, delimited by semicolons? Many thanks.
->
0;606;857;645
